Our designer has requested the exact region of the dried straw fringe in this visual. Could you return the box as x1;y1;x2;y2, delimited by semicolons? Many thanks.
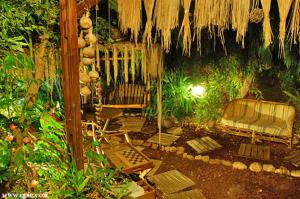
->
231;0;251;48
277;0;293;57
105;49;110;86
123;46;129;83
261;0;273;47
118;0;142;43
113;46;118;83
130;45;135;83
143;0;155;48
154;0;180;52
142;46;147;84
194;0;230;55
178;0;192;56
289;0;300;46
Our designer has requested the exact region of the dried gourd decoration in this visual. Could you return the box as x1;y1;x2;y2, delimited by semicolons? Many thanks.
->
85;28;97;44
89;64;99;81
82;57;95;65
78;31;86;49
79;63;91;84
80;86;91;104
83;44;95;58
80;11;92;29
81;86;91;96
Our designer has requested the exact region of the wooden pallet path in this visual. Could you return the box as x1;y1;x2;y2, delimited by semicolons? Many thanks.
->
149;170;195;195
119;117;146;132
187;136;222;154
284;151;300;167
238;143;270;160
165;189;206;199
147;133;180;146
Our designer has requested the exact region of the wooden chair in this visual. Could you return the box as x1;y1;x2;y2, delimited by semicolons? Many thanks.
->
102;83;150;109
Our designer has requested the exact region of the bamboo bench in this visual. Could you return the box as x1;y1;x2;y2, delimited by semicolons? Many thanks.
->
215;99;296;148
102;84;149;109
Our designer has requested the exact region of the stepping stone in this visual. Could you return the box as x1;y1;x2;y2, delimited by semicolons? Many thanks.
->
238;143;270;160
164;189;206;199
147;159;162;176
284;151;300;167
149;170;195;195
147;133;180;146
187;136;222;154
119;117;146;132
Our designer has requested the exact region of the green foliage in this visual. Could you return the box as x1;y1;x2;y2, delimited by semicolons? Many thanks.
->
147;71;197;119
0;140;11;183
0;0;59;55
194;56;245;122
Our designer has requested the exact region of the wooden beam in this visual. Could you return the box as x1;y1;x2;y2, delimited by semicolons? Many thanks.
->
77;0;99;17
60;0;84;169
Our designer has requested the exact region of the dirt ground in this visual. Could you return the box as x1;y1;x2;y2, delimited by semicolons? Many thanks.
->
127;121;300;199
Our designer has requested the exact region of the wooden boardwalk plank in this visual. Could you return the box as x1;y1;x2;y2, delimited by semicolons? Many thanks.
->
147;133;180;146
149;170;195;195
238;143;270;160
187;136;222;154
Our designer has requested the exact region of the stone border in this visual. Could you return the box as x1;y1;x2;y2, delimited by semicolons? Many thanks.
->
132;139;300;178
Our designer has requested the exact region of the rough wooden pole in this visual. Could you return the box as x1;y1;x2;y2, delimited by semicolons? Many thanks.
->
60;0;84;169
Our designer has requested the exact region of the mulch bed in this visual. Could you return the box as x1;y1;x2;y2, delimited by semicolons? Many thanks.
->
127;121;300;199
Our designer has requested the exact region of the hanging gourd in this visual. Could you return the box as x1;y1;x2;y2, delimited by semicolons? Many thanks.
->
83;44;95;58
82;57;95;65
78;31;86;49
81;86;91;96
85;28;97;44
80;71;91;84
89;64;99;80
80;11;92;29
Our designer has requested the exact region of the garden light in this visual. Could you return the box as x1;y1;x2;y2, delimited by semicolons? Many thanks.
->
191;85;206;97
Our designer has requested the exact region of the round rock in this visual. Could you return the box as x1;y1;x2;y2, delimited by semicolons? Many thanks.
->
262;164;275;172
249;162;262;173
232;162;247;170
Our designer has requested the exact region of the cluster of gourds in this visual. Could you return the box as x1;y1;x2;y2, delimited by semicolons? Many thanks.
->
78;11;99;104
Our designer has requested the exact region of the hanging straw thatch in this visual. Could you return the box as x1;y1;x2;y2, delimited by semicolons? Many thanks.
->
194;0;230;55
130;45;136;83
117;0;142;43
231;0;251;48
261;0;273;47
123;45;129;83
105;49;110;86
154;0;180;52
142;45;147;84
178;0;192;56
277;0;293;57
143;0;155;47
113;46;118;83
289;0;300;46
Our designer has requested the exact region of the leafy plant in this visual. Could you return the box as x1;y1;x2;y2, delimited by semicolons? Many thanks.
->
147;70;197;119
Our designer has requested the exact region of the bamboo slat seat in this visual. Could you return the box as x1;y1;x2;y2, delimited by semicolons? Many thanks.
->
215;99;296;148
102;83;149;109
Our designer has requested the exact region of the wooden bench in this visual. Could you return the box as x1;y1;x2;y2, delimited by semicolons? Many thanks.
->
216;99;296;148
102;84;149;109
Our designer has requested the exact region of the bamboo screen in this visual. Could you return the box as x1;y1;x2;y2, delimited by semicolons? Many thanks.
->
97;42;163;86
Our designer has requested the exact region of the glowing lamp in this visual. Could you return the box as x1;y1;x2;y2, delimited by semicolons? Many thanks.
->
191;85;205;97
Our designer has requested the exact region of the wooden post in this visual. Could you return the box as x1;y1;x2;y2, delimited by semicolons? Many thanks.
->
60;0;84;169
